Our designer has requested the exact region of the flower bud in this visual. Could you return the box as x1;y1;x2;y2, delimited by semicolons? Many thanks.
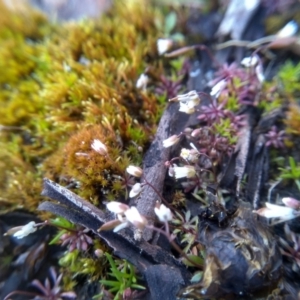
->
91;139;108;155
106;201;129;214
282;197;300;210
154;203;172;222
126;165;143;177
174;165;196;179
136;73;149;90
157;38;173;55
129;183;143;198
163;135;180;148
124;207;147;229
6;221;37;239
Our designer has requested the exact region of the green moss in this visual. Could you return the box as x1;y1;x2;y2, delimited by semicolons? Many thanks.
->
0;0;164;210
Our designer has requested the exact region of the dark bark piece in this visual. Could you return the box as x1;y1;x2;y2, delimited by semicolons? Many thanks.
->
246;134;268;209
179;205;282;298
144;265;186;300
41;178;106;221
137;103;188;241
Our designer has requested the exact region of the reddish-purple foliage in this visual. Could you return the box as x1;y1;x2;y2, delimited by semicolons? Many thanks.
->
265;126;285;148
60;227;93;252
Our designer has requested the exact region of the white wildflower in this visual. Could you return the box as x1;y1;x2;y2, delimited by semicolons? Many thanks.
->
179;102;195;114
12;221;37;239
241;55;259;67
124;207;147;229
154;203;172;222
276;20;298;38
129;183;143;198
157;38;173;55
173;165;196;179
113;221;130;233
170;91;200;106
180;148;199;163
106;201;129;214
136;73;149;90
126;165;143;177
91;139;108;155
253;202;300;222
255;64;265;83
163;135;180;148
168;164;175;177
210;79;227;97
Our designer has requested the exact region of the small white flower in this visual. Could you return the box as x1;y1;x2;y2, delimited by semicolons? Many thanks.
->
163;135;180;148
276;20;298;38
157;38;173;55
126;165;143;177
91;139;108;155
113;221;130;232
170;91;200;106
136;73;149;90
154;203;172;222
179;102;195;114
12;221;37;239
241;55;259;67
129;183;143;198
168;164;175;177
180;148;199;163
254;202;299;222
124;207;147;229
255;64;265;83
106;201;129;214
174;165;196;179
210;79;227;97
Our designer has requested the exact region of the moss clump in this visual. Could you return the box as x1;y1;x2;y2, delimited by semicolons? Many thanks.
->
0;0;164;211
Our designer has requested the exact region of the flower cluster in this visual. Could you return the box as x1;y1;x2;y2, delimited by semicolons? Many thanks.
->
103;201;147;232
100;200;173;233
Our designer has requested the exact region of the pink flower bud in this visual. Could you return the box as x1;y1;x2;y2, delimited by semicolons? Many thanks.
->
282;197;300;210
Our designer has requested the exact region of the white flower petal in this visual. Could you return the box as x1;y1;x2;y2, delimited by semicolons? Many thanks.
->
154;204;172;222
113;222;129;232
124;207;147;228
126;165;143;177
13;221;37;239
179;102;195;114
157;38;173;55
210;79;227;97
163;135;180;148
136;73;149;90
255;203;296;220
91;139;108;155
106;201;129;214
277;21;298;38
174;165;196;179
241;55;259;67
129;183;142;198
